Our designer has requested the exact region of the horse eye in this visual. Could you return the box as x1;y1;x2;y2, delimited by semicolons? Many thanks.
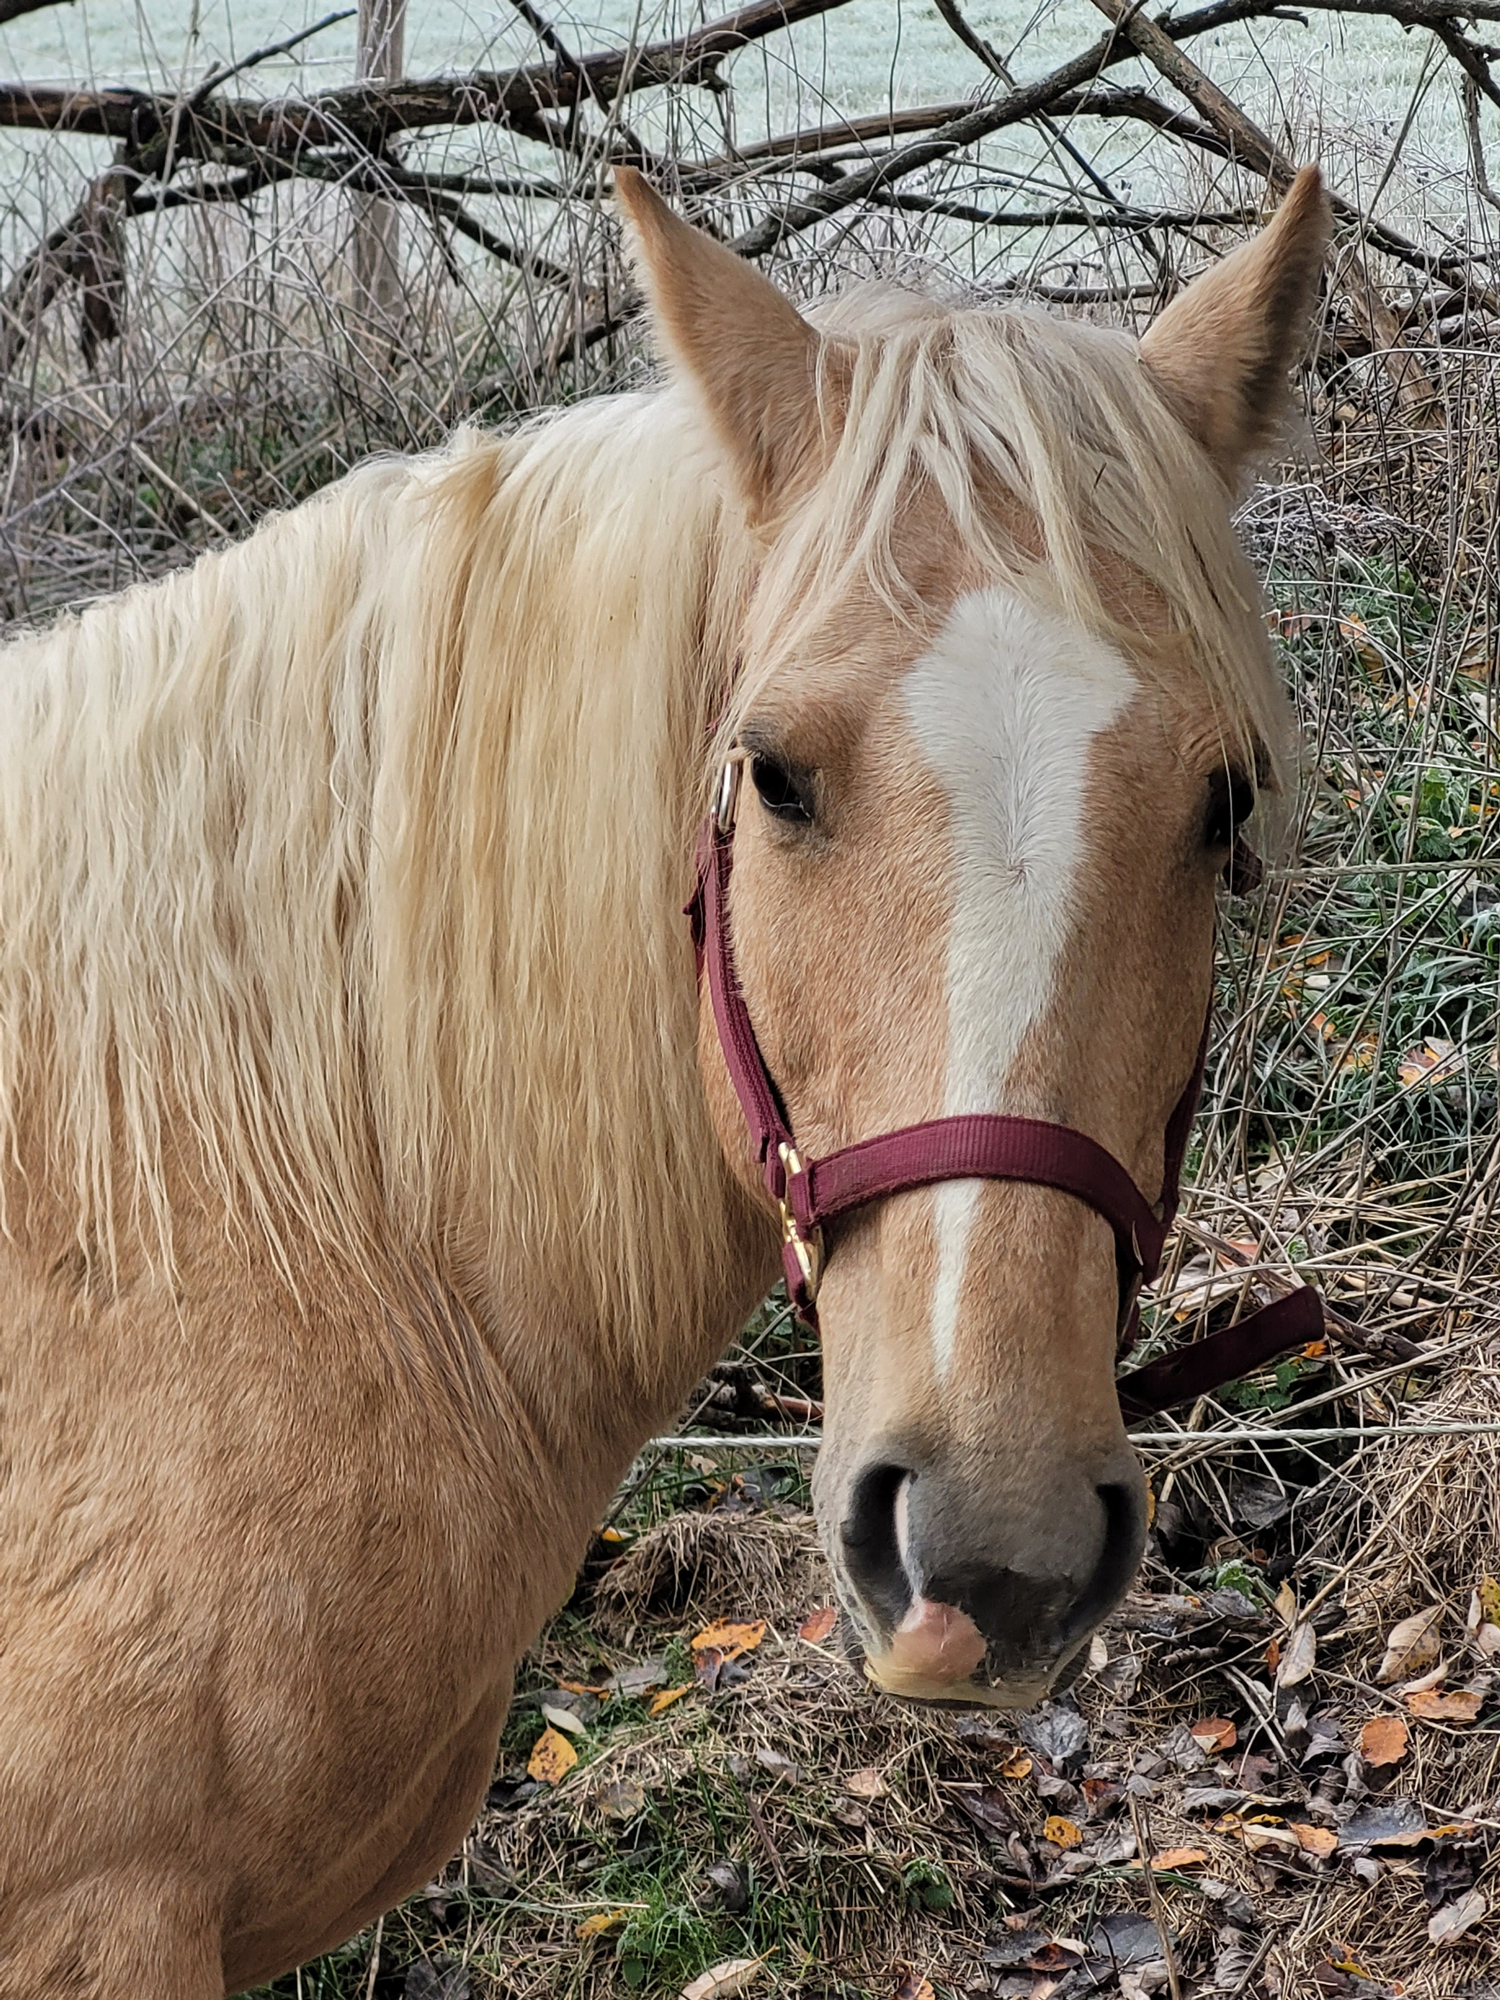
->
1204;768;1255;851
751;755;815;825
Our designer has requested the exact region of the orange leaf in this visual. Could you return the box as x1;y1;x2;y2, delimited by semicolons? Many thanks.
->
1398;1038;1462;1090
1360;1714;1409;1767
1153;1847;1209;1871
1292;1823;1338;1856
649;1685;691;1717
798;1605;837;1644
557;1678;609;1698
527;1726;579;1784
1189;1717;1237;1752
1407;1688;1483;1723
576;1908;630;1940
1001;1751;1033;1780
691;1620;767;1659
1043;1815;1083;1850
1265;1636;1281;1671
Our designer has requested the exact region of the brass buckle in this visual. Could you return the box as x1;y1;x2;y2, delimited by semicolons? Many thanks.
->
777;1142;825;1301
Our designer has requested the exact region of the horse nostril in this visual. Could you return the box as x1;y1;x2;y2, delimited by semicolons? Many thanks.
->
1060;1480;1147;1644
840;1462;915;1633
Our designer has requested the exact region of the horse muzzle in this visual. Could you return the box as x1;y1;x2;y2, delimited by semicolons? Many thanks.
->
831;1447;1148;1710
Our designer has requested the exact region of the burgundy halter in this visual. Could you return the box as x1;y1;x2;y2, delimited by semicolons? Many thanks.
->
687;754;1323;1420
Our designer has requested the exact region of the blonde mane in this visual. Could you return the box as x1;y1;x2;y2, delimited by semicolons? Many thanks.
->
0;285;1286;1360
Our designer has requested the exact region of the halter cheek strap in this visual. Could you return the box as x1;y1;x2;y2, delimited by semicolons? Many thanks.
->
687;762;1322;1420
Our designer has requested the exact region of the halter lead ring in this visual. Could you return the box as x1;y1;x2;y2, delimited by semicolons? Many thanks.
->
687;754;1323;1419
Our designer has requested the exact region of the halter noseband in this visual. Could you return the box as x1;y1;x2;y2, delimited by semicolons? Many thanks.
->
687;753;1323;1420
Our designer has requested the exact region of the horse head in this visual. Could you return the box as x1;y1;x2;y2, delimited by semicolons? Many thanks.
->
617;165;1328;1708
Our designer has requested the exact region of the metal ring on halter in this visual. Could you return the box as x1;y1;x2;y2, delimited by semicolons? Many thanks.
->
714;753;746;834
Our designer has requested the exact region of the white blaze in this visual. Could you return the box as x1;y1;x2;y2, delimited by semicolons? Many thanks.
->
901;589;1136;1377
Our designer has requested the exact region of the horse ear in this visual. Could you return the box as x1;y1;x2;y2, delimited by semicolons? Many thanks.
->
1139;166;1330;482
614;168;841;523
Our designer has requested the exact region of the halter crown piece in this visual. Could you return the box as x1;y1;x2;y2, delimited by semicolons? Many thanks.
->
688;752;1324;1419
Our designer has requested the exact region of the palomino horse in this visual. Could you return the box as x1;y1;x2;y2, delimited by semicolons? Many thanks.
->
0;165;1328;1993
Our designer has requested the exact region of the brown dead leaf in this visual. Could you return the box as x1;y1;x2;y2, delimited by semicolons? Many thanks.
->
1277;1620;1317;1688
1429;1888;1488;1946
1274;1580;1298;1626
690;1620;767;1659
893;1976;935;2000
1043;1815;1083;1850
576;1909;630;1940
1152;1847;1209;1871
1001;1750;1033;1780
1398;1038;1463;1090
1407;1688;1483;1724
680;1958;765;2000
798;1605;837;1644
556;1678;609;1698
1480;1577;1500;1627
527;1726;578;1785
649;1686;691;1717
596;1778;647;1822
846;1767;888;1799
1189;1717;1237;1753
1359;1714;1409;1767
1377;1604;1444;1684
1292;1822;1339;1856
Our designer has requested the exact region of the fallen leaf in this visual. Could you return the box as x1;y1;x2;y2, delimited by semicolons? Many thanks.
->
1477;1623;1500;1659
1265;1636;1281;1672
691;1620;767;1659
1087;1632;1109;1671
556;1678;609;1698
1402;1660;1449;1694
1481;1577;1500;1627
1338;1799;1429;1850
576;1909;630;1940
753;1746;800;1784
1190;1717;1238;1753
527;1727;578;1785
1359;1715;1409;1768
649;1686;691;1717
1274;1580;1298;1626
1042;1815;1083;1850
799;1605;837;1643
1241;1822;1301;1854
680;1957;765;2000
1277;1621;1317;1688
1398;1038;1463;1090
540;1701;588;1737
608;1657;668;1697
596;1778;647;1821
1429;1888;1488;1946
954;1786;1018;1839
693;1646;728;1691
1407;1688;1483;1724
1152;1847;1209;1870
847;1767;888;1798
1292;1822;1338;1856
892;1976;935;2000
1001;1751;1033;1780
1377;1605;1444;1684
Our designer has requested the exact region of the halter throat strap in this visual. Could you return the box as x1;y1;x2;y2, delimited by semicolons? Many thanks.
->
687;774;1322;1418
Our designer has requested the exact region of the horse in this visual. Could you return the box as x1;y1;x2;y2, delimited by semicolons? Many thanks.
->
0;163;1329;1994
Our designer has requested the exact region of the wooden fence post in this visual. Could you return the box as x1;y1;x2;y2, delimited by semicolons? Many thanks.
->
352;0;405;331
